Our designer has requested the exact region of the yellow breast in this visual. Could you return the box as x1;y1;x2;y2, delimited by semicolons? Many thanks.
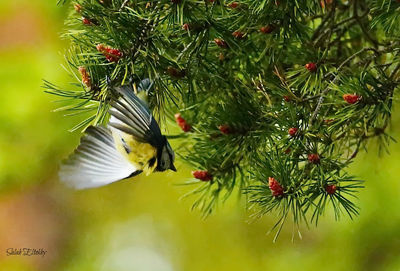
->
112;130;157;175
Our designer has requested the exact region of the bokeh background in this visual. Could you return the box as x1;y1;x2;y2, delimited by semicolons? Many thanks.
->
1;1;400;270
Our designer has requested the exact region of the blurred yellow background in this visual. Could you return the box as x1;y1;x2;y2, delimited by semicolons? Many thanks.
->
1;1;400;270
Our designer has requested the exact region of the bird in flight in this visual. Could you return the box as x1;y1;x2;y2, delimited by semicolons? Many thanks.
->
59;80;176;189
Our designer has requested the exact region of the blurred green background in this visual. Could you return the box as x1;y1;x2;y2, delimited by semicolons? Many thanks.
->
1;1;400;270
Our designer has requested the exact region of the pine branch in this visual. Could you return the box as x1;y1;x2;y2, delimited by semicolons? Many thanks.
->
46;0;400;240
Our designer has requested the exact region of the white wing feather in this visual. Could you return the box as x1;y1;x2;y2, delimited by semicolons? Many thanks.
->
59;126;137;189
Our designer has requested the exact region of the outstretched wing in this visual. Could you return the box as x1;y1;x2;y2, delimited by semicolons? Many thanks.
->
109;84;163;147
59;126;138;189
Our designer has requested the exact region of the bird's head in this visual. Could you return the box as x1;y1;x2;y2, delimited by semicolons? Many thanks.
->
158;139;176;172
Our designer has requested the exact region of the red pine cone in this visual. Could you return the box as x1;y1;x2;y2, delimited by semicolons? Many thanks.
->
175;113;191;132
74;4;82;13
214;38;228;48
228;2;239;8
326;184;337;195
192;170;213;181
260;25;274;34
96;44;123;63
182;23;190;31
232;31;245;39
218;124;231;134
283;95;291;102
268;177;284;197
78;66;91;88
105;48;123;62
82;17;92;25
288;127;298;137
343;94;360;104
308;153;320;164
284;148;291;154
305;62;317;72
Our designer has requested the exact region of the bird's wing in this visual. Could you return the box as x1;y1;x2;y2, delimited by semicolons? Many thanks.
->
109;85;163;146
138;78;153;93
59;126;138;189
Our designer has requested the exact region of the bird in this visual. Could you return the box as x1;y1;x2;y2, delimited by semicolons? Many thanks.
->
59;80;176;189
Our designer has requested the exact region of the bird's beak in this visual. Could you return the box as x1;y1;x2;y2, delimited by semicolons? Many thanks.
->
170;164;177;172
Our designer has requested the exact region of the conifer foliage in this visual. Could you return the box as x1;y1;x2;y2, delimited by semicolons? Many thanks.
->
46;0;400;238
